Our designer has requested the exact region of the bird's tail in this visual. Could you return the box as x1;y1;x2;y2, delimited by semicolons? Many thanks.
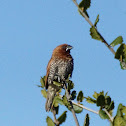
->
45;85;57;112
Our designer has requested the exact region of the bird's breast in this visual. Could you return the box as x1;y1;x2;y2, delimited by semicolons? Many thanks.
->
56;59;73;80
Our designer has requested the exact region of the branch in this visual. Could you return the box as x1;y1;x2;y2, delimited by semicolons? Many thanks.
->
52;109;60;126
72;0;115;55
59;93;98;115
71;99;114;122
72;101;99;114
104;108;114;122
54;81;98;115
64;84;80;126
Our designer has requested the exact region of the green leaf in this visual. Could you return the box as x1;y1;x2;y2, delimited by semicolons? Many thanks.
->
57;111;67;125
66;74;71;82
113;116;126;126
84;114;90;126
93;91;98;99
99;109;109;119
56;96;64;105
105;96;111;106
108;101;115;111
53;81;62;87
116;104;124;117
115;44;126;59
46;116;55;126
40;77;45;88
107;101;114;111
36;85;42;88
77;91;84;102
41;89;47;98
94;14;99;27
78;0;91;18
115;44;126;69
113;104;126;126
123;115;126;120
79;0;91;9
86;96;96;104
67;80;74;90
96;95;105;107
105;96;111;111
104;92;108;98
53;96;64;107
122;106;126;114
110;36;123;47
71;90;76;100
62;96;71;107
73;104;83;113
99;91;104;96
90;26;103;42
63;95;83;113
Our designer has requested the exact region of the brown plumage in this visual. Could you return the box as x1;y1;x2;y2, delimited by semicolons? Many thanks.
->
45;44;74;112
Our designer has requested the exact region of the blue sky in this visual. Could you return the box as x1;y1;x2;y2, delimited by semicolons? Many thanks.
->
0;0;126;126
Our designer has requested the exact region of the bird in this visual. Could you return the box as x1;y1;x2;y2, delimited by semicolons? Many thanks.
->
45;44;74;112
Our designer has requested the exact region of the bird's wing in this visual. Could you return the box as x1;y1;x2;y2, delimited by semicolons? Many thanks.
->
45;58;52;89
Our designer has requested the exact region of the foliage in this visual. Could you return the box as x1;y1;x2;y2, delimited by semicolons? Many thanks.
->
78;0;126;70
115;44;126;69
39;0;125;125
90;26;103;42
113;104;126;126
110;36;123;47
57;111;67;125
77;91;84;102
78;0;91;17
84;114;90;126
39;76;125;126
46;116;55;126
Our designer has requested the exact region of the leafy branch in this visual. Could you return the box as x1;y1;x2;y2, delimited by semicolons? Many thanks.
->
104;108;114;122
40;0;126;125
72;0;126;70
63;84;80;126
39;76;126;126
72;101;98;115
72;0;115;55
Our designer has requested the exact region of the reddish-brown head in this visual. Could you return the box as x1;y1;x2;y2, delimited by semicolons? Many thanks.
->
52;44;73;58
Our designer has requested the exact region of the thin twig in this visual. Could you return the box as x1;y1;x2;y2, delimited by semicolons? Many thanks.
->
52;109;60;126
72;101;99;114
72;0;115;55
104;108;114;122
59;94;98;115
64;84;80;126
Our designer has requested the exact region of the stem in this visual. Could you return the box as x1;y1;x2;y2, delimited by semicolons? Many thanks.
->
104;108;114;122
64;85;80;126
72;101;99;114
59;94;98;115
72;0;115;55
52;109;60;126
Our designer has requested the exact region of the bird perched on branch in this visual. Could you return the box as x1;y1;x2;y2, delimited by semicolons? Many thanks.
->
45;44;74;112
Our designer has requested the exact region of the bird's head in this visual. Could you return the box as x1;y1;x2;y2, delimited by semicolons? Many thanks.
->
52;44;73;58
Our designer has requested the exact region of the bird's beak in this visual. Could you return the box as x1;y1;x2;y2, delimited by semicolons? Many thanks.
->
67;45;73;50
